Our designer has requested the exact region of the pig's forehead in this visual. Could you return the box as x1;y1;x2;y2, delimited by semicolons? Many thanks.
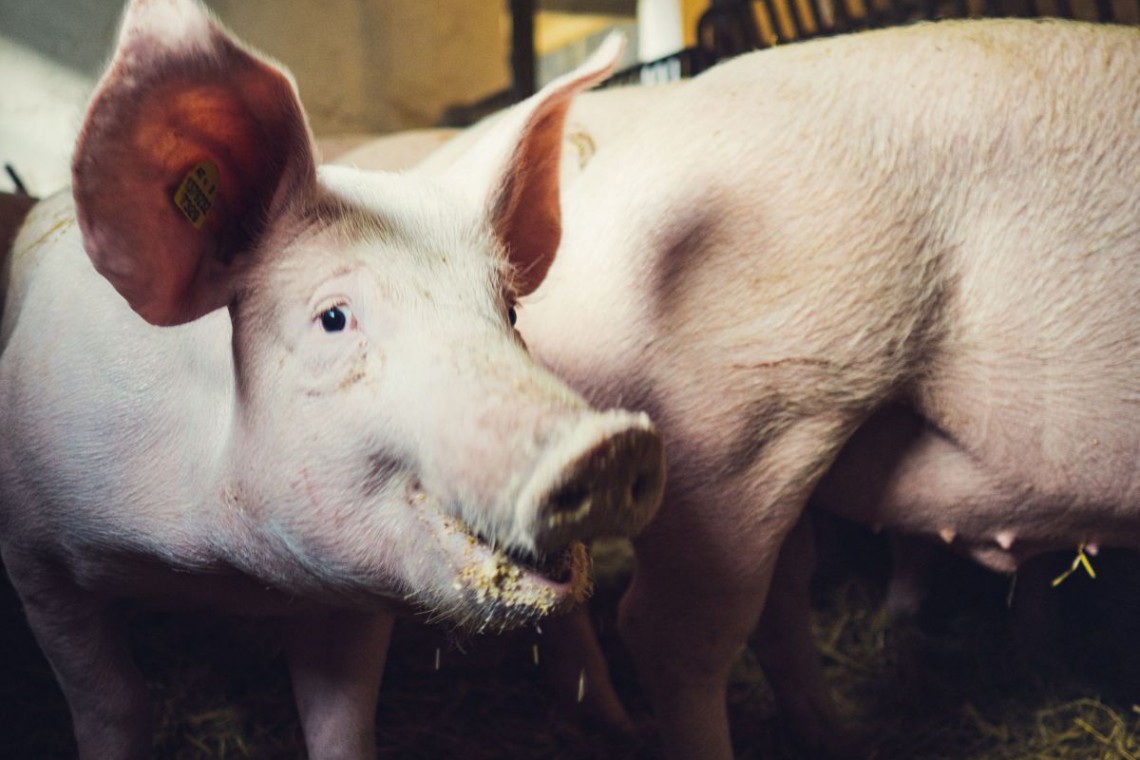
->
309;166;501;261
261;169;510;296
297;227;502;289
314;165;473;237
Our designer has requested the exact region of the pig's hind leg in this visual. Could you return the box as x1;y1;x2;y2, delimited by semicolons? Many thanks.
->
2;548;151;760
284;610;393;760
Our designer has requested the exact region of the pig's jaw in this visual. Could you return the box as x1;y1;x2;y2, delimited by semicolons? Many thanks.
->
405;481;593;632
213;470;590;631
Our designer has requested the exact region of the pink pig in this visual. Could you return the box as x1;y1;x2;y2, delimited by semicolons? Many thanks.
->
0;2;663;758
403;17;1140;760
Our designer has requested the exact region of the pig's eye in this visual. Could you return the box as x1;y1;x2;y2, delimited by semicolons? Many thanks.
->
508;306;518;327
320;305;350;333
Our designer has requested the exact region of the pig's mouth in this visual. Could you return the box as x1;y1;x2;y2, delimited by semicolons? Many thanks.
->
499;540;577;584
444;516;593;618
412;488;593;631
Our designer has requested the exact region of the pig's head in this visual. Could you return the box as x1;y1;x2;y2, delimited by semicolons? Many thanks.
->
71;0;663;630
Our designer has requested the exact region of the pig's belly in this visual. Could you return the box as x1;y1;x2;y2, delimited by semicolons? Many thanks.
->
814;404;1140;572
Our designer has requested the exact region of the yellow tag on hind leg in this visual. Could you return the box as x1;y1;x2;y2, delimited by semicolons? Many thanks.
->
1051;543;1097;587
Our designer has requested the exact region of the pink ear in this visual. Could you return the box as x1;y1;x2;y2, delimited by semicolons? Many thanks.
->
72;0;316;326
446;35;624;297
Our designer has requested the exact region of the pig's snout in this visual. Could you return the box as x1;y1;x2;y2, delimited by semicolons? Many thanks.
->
523;412;664;555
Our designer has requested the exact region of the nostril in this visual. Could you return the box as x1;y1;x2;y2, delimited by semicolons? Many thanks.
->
530;416;664;554
550;481;591;515
630;472;651;505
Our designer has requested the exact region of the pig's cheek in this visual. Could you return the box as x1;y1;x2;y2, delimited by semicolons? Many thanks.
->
296;337;380;398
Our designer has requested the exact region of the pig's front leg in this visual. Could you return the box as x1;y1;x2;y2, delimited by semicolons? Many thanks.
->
618;417;849;760
538;605;635;733
285;609;393;760
751;514;865;758
3;549;151;759
618;494;775;760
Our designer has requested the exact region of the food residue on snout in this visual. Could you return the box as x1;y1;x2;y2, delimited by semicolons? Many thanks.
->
436;514;593;613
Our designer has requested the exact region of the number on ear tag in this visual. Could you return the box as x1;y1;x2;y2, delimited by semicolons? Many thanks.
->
174;161;220;228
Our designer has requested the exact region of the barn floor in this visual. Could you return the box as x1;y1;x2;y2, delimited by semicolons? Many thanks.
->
2;515;1139;759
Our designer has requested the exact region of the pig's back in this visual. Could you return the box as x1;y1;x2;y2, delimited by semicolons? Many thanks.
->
529;19;1139;505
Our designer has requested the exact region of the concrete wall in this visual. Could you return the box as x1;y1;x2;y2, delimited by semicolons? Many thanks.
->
0;0;510;195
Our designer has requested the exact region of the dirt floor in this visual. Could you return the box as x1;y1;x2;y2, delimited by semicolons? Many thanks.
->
2;515;1139;759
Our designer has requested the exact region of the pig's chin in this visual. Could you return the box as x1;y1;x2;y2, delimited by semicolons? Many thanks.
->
410;490;593;632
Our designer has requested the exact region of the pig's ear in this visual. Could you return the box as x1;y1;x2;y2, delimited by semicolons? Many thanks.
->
442;35;624;296
72;0;316;326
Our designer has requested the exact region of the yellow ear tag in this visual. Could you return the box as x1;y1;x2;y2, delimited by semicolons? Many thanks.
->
173;161;219;228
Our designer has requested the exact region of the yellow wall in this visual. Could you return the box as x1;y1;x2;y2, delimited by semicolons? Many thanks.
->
210;0;510;136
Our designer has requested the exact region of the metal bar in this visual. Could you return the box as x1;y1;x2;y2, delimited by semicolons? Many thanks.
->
510;0;536;99
5;164;28;196
828;0;853;33
699;0;764;54
1094;0;1115;20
